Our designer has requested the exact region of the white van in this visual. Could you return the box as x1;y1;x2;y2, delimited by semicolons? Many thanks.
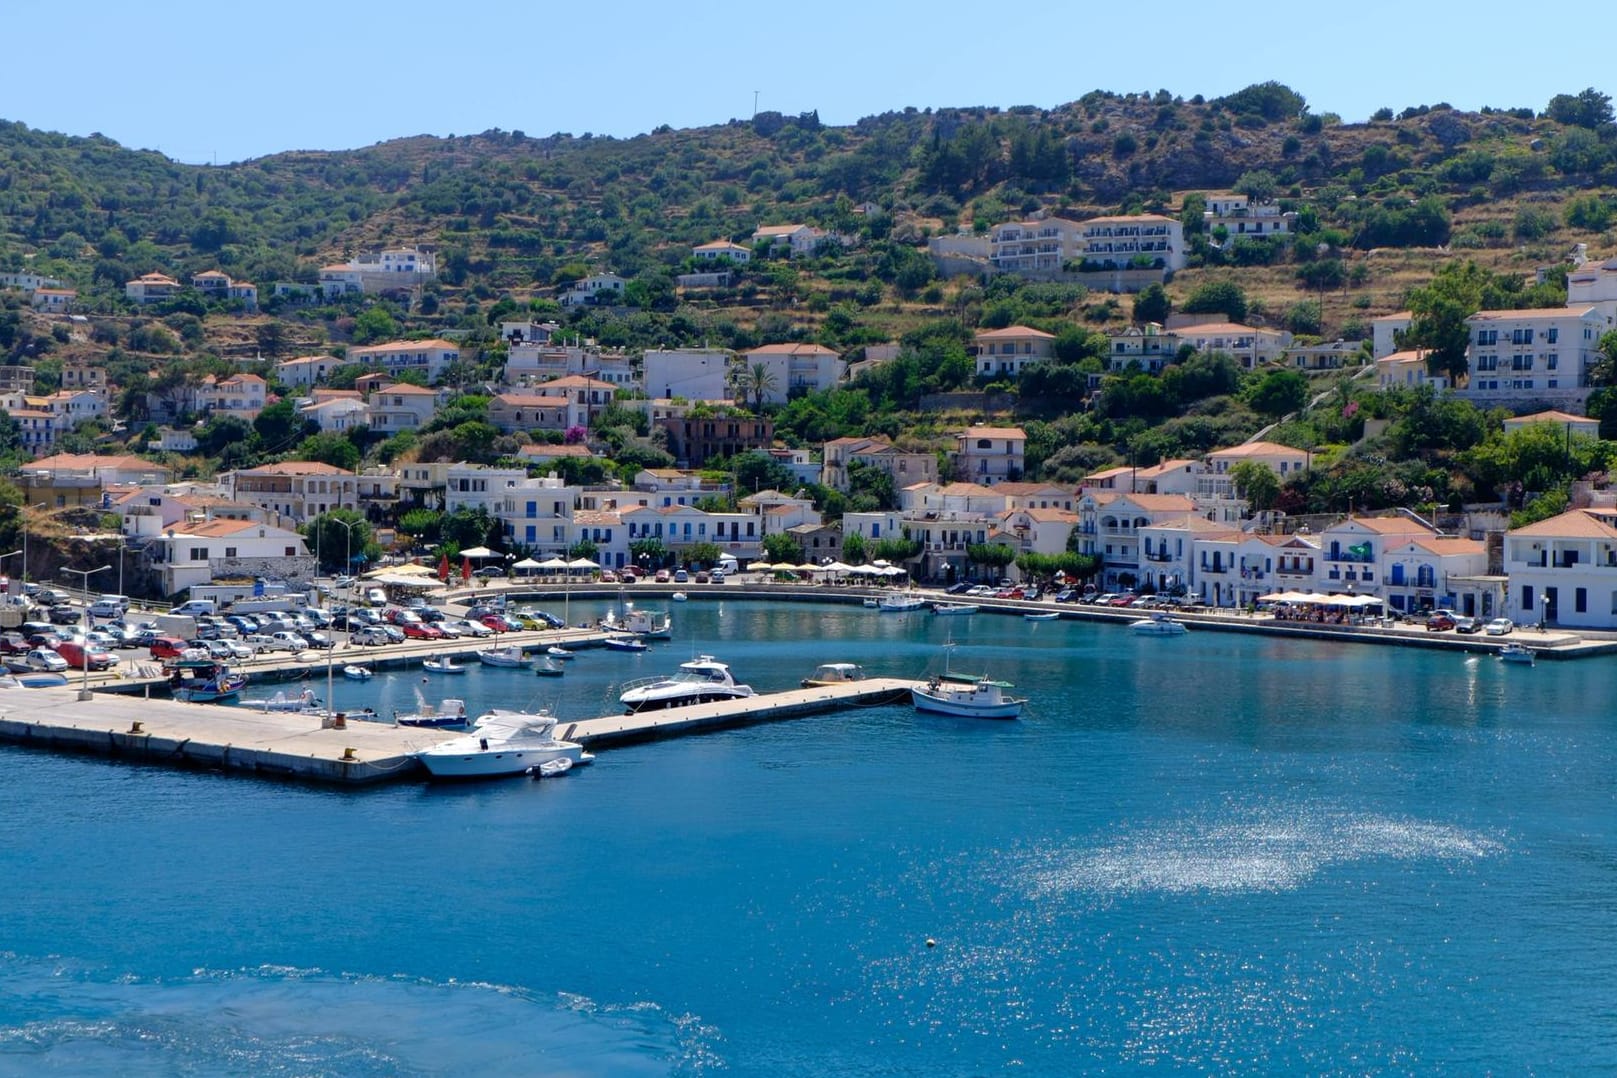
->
88;595;129;619
170;599;217;617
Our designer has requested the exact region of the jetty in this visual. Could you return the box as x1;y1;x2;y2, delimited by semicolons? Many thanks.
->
0;678;921;786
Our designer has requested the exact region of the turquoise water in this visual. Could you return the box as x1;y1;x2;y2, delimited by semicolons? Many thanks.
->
3;600;1616;1074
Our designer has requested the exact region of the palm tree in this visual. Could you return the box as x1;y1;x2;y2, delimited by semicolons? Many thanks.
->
733;361;780;412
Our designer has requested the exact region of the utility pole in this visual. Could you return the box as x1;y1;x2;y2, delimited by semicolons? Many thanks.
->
753;91;760;118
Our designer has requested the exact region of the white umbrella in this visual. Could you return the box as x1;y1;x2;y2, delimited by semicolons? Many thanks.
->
796;563;824;574
747;560;772;571
459;546;497;559
824;561;855;573
511;557;543;573
850;564;879;576
566;557;600;570
537;556;571;570
880;565;908;577
770;562;799;572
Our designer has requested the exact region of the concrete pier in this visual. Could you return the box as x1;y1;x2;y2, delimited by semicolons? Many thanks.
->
557;678;918;748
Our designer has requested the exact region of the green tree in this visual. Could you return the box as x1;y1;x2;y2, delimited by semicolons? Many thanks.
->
1233;169;1278;203
352;306;399;344
846;459;896;511
683;541;723;568
440;507;498;551
966;542;1017;578
1181;280;1249;323
1546;87;1614;129
630;537;669;568
397;508;443;545
733;449;797;494
295;432;360;470
840;531;868;565
733;361;780;411
1230;460;1282;511
1133;283;1171;324
303;510;374;572
1246;368;1309;418
761;532;804;564
1404;260;1489;381
252;399;313;450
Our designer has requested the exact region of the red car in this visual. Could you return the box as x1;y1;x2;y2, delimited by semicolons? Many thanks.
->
55;640;118;671
401;622;443;640
1425;613;1456;632
1109;593;1138;607
149;636;189;660
0;632;30;655
478;613;520;633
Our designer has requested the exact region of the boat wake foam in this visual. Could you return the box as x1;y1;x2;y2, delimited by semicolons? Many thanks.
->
0;954;720;1076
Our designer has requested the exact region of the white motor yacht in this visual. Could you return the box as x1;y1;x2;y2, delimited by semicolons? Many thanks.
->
1130;611;1189;635
476;645;527;668
618;655;755;713
417;711;593;778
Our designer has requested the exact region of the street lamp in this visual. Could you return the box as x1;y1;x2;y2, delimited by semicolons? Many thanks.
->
61;565;110;701
1540;594;1550;632
18;503;46;588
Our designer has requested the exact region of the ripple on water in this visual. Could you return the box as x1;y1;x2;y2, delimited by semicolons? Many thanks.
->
0;956;719;1077
1025;804;1505;898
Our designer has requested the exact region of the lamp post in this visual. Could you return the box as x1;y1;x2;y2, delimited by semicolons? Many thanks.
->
1540;594;1550;632
61;565;110;701
332;517;361;594
18;503;46;589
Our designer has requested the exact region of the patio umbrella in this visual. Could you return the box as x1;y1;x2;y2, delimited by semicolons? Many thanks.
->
511;557;542;575
461;557;471;583
796;563;823;574
438;554;450;582
770;562;799;572
823;561;855;573
880;565;908;576
537;556;570;571
460;546;496;559
746;561;772;571
566;557;599;571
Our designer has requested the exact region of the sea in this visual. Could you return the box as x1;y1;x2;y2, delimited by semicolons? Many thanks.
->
2;598;1615;1075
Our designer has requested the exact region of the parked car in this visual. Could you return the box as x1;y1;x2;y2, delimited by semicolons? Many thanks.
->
1484;617;1514;636
966;585;995;598
401;622;443;640
443;618;492;639
365;588;387;606
267;631;308;652
1453;616;1482;634
55;640;119;671
1109;594;1139;607
709;569;726;583
531;610;566;629
47;605;82;626
302;631;335;649
1054;588;1080;603
149;636;190;660
654;569;671;583
0;632;30;655
25;648;69;672
944;582;974;595
1425;613;1456;632
351;626;392;647
673;569;689;584
87;597;128;619
472;566;506;579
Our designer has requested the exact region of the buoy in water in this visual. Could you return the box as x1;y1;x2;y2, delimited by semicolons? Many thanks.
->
925;938;936;948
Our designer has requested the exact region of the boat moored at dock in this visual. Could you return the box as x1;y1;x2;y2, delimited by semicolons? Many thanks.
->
416;710;593;779
619;656;755;713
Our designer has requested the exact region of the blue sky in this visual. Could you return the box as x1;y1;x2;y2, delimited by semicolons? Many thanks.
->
10;1;1612;164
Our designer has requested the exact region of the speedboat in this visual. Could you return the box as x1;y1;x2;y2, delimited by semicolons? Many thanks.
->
910;644;1025;719
670;592;688;602
417;710;593;779
932;602;979;616
1130;611;1188;636
601;635;647;652
862;597;880;608
476;645;528;668
878;591;927;612
423;657;465;674
254;687;320;713
1024;611;1060;621
547;645;575;660
343;664;373;681
533;658;566;677
801;662;867;687
619;655;755;713
393;693;469;728
1498;642;1535;664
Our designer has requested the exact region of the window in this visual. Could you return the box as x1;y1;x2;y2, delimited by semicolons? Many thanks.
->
284;546;296;556
1476;329;1498;346
224;547;237;558
1547;327;1559;344
1575;587;1587;614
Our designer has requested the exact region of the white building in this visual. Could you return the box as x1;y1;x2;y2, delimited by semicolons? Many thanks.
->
1174;322;1291;368
642;348;733;402
751;224;823;257
319;248;436;297
144;519;312;595
1459;306;1607;410
1371;311;1413;359
693;240;752;264
1108;323;1181;373
954;426;1026;485
973;326;1056;379
1376;349;1448;392
742;343;842;401
1203;193;1298;239
987;213;1192;276
560;274;627;307
347;339;460;384
275;355;344;389
1503;508;1617;629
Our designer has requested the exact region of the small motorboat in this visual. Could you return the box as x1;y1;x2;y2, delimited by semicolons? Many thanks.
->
862;597;880;608
533;658;566;677
547;645;576;660
1130;612;1188;636
601;635;647;652
394;692;469;728
254;688;320;713
1498;642;1535;664
1024;611;1060;621
343;664;373;681
932;602;979;616
910;643;1024;719
423;657;466;674
801;662;867;688
671;592;688;602
477;645;527;668
527;757;574;779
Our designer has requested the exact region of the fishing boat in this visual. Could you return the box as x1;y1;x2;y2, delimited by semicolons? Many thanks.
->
393;691;469;728
601;635;647;652
801;662;867;688
862;597;880;608
619;655;755;713
476;645;528;668
670;592;688;602
166;655;248;703
1498;642;1535;664
1130;611;1189;636
878;590;927;612
1024;611;1061;622
343;664;373;681
423;657;466;674
533;658;566;677
910;643;1025;720
546;645;575;660
932;602;979;616
416;710;593;779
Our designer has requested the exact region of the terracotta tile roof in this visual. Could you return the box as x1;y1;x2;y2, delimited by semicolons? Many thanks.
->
1209;441;1305;458
973;325;1056;340
961;426;1026;440
1507;409;1594;424
1469;306;1598;321
1510;509;1617;540
237;460;351;476
745;343;840;356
